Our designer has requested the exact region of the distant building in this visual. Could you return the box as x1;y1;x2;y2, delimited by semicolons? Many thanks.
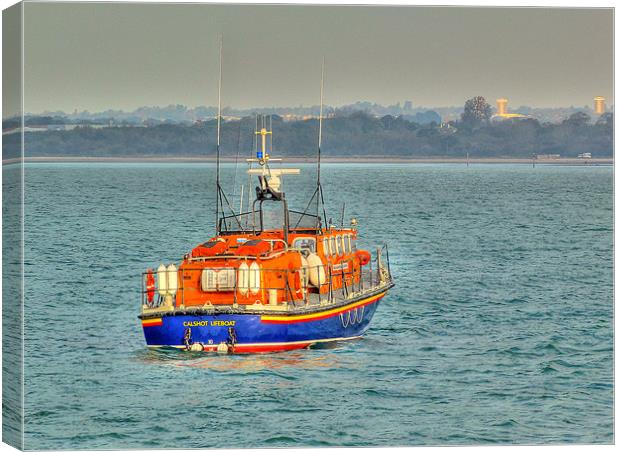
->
578;152;592;159
281;114;329;122
439;122;457;133
492;97;529;121
594;96;606;115
496;98;508;116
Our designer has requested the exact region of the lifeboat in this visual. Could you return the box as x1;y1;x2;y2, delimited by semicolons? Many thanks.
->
138;57;393;353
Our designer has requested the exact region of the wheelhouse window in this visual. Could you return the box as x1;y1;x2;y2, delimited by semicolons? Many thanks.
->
341;235;348;254
334;236;341;255
329;237;335;255
323;237;329;255
293;237;316;253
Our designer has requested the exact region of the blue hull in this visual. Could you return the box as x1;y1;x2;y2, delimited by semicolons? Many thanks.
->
141;291;385;353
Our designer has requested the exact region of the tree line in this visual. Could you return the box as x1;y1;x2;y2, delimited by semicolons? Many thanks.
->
3;97;613;160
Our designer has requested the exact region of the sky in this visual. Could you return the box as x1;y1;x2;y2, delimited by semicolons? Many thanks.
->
16;3;615;114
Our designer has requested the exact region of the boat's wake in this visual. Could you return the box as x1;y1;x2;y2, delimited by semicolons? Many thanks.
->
132;344;354;372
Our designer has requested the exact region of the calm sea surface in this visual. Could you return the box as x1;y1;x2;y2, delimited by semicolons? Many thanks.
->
22;163;613;449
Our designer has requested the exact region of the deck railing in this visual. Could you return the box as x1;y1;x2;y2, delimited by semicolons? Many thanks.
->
140;244;392;312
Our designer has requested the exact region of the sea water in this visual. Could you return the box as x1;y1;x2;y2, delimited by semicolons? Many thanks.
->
19;163;612;448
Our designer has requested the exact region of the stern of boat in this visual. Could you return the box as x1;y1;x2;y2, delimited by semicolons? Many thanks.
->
139;243;394;353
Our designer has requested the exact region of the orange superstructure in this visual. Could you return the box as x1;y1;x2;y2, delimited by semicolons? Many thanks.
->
174;227;367;308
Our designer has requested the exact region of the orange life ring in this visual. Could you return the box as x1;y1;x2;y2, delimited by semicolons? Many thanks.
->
356;250;371;266
145;269;155;304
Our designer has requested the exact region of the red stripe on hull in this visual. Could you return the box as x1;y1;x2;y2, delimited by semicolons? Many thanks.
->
191;342;313;353
261;294;384;324
233;342;313;353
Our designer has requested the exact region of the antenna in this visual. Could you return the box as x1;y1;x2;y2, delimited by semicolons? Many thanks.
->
317;57;325;181
317;58;328;228
215;34;223;234
292;59;329;232
211;36;243;234
217;35;223;150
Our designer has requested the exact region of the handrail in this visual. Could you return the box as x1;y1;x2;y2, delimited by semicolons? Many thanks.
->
219;209;320;234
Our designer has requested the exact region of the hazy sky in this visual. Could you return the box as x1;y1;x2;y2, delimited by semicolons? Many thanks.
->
21;3;613;113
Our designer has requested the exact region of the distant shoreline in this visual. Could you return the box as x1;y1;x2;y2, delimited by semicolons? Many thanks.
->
3;156;614;165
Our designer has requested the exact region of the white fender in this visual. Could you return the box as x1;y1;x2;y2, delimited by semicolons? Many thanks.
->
156;264;168;296
306;253;326;287
166;263;178;295
300;255;310;289
189;343;204;352
249;262;261;295
237;262;249;295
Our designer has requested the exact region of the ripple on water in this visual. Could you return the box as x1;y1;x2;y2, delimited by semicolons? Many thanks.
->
20;163;613;448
